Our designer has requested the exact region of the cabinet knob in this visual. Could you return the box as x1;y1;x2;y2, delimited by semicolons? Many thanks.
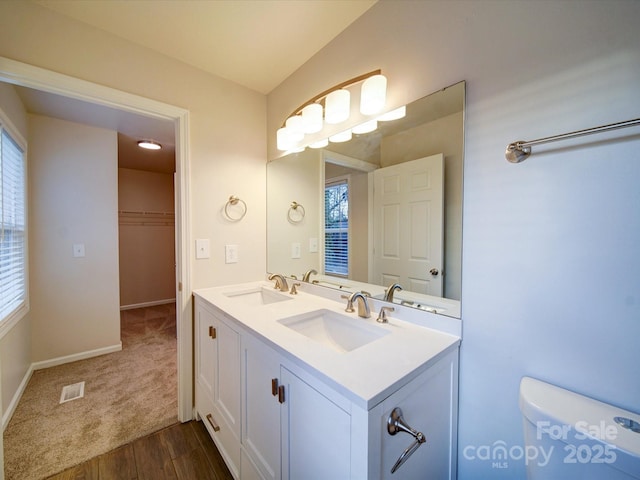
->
209;326;217;339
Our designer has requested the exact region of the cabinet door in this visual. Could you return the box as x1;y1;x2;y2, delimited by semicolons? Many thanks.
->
242;334;282;480
281;366;351;480
213;313;241;437
379;356;457;479
195;304;216;402
195;303;241;476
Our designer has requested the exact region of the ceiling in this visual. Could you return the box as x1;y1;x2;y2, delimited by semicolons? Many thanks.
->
14;0;377;173
33;0;377;95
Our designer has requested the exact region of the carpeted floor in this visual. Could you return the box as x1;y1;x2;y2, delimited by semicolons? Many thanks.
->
3;304;178;480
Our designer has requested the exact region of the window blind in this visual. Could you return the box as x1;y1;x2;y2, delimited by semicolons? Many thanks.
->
324;180;349;276
0;129;26;322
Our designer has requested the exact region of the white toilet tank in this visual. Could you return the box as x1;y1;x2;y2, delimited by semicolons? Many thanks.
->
519;376;640;479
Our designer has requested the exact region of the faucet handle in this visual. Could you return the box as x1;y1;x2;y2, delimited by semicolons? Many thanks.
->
341;294;355;313
376;306;395;323
290;283;300;295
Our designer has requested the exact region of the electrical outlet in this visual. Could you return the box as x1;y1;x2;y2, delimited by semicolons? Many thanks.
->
291;242;301;259
225;244;239;264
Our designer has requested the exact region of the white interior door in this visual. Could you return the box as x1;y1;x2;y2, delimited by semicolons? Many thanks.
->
372;154;444;296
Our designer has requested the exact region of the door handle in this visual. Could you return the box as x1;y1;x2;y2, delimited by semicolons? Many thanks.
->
429;268;439;276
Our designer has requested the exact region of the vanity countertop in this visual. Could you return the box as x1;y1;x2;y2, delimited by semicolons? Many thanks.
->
193;281;460;410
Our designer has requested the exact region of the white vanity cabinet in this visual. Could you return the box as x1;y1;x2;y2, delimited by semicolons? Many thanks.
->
195;299;241;478
193;286;460;480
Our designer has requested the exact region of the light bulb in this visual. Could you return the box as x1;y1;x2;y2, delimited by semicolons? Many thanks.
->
277;127;292;151
378;105;406;121
325;89;350;124
360;74;387;115
329;129;352;143
352;120;378;134
309;138;329;149
285;115;304;142
302;103;323;133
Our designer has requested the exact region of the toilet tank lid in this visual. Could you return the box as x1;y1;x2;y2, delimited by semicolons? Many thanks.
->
519;376;640;459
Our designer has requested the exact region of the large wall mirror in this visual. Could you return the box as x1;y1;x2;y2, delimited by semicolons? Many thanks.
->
267;81;465;318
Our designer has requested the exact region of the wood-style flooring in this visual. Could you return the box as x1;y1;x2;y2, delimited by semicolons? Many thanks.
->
46;420;234;480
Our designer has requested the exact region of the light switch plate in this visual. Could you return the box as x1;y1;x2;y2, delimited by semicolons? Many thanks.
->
309;237;318;253
195;239;210;259
291;242;301;259
225;244;239;264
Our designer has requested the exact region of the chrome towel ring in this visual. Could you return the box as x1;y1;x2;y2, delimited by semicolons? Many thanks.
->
224;195;247;221
287;201;305;223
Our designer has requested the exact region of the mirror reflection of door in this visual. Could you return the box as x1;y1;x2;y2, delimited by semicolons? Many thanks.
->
372;154;444;296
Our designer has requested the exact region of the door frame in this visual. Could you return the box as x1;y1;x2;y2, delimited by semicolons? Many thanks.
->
0;57;193;423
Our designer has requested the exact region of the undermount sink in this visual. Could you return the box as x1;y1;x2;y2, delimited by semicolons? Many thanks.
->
223;286;292;306
278;309;390;353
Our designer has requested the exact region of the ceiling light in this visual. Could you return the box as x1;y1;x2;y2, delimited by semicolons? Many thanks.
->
137;140;162;150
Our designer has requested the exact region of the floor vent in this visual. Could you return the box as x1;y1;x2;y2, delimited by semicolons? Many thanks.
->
59;381;85;404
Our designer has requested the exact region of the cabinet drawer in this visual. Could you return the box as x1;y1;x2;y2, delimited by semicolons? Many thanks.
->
196;387;240;478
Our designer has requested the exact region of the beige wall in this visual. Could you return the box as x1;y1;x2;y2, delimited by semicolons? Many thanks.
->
118;168;175;308
29;115;121;362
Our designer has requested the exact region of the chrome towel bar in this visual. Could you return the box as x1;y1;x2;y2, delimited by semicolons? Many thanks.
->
505;117;640;163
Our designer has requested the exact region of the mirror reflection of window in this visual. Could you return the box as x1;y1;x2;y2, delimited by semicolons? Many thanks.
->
324;177;349;277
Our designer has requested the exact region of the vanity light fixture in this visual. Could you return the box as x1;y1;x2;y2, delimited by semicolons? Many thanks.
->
329;129;352;143
378;105;406;121
352;119;378;135
277;69;387;151
137;140;162;150
309;138;329;149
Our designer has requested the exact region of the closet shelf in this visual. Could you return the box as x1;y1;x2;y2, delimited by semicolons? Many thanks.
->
118;210;175;226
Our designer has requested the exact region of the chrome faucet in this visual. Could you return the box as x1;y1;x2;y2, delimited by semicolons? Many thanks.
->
302;269;317;282
384;283;403;302
344;291;371;318
268;273;288;292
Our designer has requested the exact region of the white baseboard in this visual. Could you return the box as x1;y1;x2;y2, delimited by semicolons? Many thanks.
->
120;298;176;311
31;342;122;371
2;364;34;431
